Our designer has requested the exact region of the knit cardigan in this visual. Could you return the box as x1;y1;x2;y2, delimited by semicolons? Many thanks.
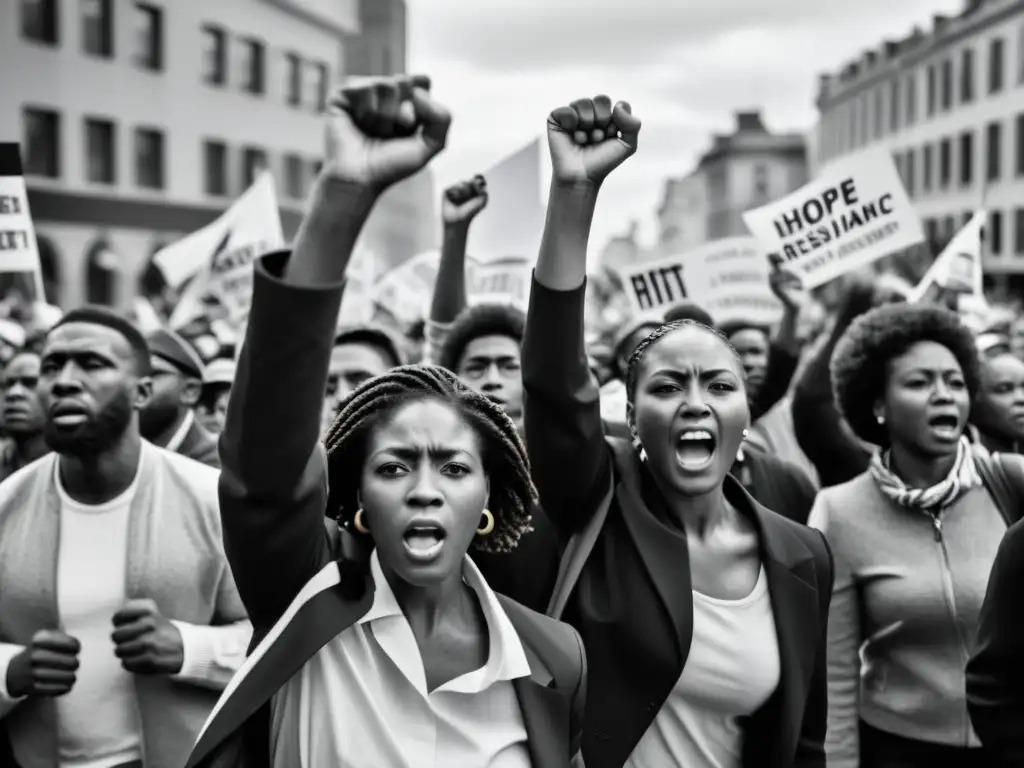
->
0;441;249;768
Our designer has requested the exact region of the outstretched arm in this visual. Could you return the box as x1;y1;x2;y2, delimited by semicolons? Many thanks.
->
522;95;642;534
218;76;451;630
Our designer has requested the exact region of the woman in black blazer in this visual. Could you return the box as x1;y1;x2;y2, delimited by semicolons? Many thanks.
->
185;75;585;768
523;93;833;768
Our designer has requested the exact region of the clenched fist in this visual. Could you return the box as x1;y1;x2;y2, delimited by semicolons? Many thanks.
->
547;95;641;187
320;74;452;191
443;175;488;226
111;599;184;676
6;629;80;698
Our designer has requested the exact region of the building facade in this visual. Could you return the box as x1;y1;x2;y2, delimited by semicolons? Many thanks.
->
0;0;358;310
815;0;1024;284
655;170;708;256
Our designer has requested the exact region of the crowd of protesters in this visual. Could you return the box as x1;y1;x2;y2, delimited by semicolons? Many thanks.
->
0;74;1022;768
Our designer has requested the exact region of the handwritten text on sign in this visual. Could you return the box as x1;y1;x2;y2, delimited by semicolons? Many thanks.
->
470;256;532;308
742;147;923;289
623;263;687;312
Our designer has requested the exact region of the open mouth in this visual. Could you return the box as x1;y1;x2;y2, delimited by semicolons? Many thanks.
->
402;521;447;563
927;413;961;439
675;428;717;470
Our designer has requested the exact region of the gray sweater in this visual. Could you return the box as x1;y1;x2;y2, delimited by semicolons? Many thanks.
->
809;471;1007;766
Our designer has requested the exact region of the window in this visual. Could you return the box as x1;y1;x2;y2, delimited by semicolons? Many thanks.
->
241;147;266;189
963;211;973;227
285;53;302;106
201;25;227;86
203;140;228;196
905;73;917;126
990;209;1004;256
927;64;936;115
905;148;916;196
925;218;938;247
283;153;304;199
753;164;768;198
133;3;163;71
860;92;869;142
923;144;934;191
987;121;1002;182
135;127;164;189
1015;208;1024;255
849;100;859;147
1019;23;1024;84
893;151;903;180
944;216;956;240
990;37;1005;94
874;88;884;138
959;131;973;186
84;117;115;184
22;107;60;178
240;38;265;95
310;158;323;181
941;58;953;110
309;61;328;112
1016;112;1024;176
22;0;58;45
82;0;113;57
889;80;900;132
961;48;974;103
939;138;951;187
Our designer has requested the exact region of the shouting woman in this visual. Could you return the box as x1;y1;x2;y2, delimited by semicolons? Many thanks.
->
184;75;585;768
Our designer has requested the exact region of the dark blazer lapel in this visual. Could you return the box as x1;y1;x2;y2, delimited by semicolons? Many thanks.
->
611;442;693;663
744;486;821;762
186;569;374;768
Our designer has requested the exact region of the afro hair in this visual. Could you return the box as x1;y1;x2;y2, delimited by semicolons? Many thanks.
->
438;303;525;372
831;303;981;447
333;325;405;370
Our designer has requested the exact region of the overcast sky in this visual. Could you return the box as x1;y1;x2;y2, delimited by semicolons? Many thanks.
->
407;0;964;253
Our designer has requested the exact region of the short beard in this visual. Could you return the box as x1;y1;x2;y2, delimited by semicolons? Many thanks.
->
44;389;135;457
139;399;182;441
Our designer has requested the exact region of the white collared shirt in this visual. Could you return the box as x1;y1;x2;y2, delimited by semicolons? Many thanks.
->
165;409;195;454
269;551;533;767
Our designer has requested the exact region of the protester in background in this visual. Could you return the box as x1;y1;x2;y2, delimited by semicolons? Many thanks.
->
423;174;489;364
523;93;831;768
404;317;426;363
0;319;26;369
811;303;1008;767
141;329;220;468
0;349;48;482
0;307;249;768
185;75;585;768
971;351;1024;455
321;325;404;434
196;357;234;437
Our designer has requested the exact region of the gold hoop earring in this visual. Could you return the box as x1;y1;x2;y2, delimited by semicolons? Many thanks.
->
476;509;495;536
353;508;370;534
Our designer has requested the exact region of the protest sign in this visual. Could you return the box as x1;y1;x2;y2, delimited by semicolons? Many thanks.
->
617;238;782;326
336;245;379;327
371;250;441;327
0;144;47;304
469;255;531;308
742;147;924;289
908;210;985;304
162;173;284;331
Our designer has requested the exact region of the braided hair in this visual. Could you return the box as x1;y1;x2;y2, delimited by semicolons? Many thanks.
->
624;319;742;405
322;364;536;554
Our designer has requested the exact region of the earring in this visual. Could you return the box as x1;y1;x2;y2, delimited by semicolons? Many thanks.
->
877;415;885;425
742;428;749;438
476;509;495;536
353;508;370;534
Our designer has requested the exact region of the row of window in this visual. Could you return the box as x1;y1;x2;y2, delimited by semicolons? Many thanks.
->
922;208;1024;258
21;0;330;111
23;0;162;70
890;112;1024;196
22;106;320;201
821;22;1024;160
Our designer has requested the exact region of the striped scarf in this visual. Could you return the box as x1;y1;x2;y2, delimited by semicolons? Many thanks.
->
869;435;980;511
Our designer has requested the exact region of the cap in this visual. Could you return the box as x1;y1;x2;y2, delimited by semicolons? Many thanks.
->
203;358;236;386
147;328;205;379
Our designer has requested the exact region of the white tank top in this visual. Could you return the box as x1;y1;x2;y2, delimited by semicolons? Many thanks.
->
625;566;780;768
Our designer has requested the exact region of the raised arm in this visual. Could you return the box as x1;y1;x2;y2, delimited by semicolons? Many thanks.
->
423;176;488;364
751;268;803;422
218;75;451;630
522;95;641;534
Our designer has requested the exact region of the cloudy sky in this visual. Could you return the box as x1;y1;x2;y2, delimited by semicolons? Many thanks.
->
407;0;963;253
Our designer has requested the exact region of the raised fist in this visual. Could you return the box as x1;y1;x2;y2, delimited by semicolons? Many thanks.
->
547;95;641;187
320;75;451;190
443;175;488;225
768;266;804;310
5;629;80;698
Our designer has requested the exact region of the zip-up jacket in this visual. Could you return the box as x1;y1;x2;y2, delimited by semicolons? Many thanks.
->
808;471;1008;767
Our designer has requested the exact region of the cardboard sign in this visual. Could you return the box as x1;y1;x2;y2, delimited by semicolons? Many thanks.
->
162;173;284;331
617;237;782;326
908;210;985;303
469;255;531;308
371;250;441;327
742;147;924;289
0;144;47;302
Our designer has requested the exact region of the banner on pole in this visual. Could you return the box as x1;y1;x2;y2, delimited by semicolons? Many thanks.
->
0;143;48;305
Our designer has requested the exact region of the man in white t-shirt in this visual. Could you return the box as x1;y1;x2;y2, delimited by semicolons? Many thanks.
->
0;307;250;768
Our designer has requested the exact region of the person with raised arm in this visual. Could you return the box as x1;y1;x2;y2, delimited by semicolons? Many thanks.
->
523;94;832;768
184;75;585;768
